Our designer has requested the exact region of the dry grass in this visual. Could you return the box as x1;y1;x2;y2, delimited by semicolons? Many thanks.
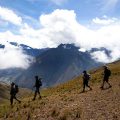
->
0;60;120;120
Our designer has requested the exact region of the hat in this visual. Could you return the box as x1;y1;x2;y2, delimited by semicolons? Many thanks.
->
83;70;87;73
11;82;15;86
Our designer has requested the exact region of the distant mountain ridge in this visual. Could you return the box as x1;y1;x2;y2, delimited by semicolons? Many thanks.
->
14;44;102;88
0;43;112;88
10;42;49;57
0;42;49;57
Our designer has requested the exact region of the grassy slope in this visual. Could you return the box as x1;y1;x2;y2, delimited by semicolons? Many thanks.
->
0;61;120;120
0;83;10;104
0;84;32;118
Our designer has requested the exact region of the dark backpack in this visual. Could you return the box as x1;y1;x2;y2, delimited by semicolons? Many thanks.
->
38;79;42;87
107;69;111;76
86;74;91;80
84;73;91;80
15;85;19;93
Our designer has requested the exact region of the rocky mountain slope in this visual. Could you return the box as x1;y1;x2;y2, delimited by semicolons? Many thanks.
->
0;43;112;88
15;44;101;88
0;60;120;120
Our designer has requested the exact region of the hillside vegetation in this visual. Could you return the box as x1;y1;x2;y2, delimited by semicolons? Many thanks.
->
0;83;10;104
0;61;120;120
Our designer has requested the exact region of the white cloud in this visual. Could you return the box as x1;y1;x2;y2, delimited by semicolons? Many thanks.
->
0;42;33;69
0;6;22;26
0;9;120;69
92;17;117;25
91;51;111;63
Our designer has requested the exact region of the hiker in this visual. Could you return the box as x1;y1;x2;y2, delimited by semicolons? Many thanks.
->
82;70;92;92
100;66;112;89
10;82;21;106
33;75;42;101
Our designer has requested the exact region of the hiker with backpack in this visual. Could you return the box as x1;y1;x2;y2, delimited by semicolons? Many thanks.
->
32;75;42;101
100;66;112;89
10;82;21;106
82;70;92;92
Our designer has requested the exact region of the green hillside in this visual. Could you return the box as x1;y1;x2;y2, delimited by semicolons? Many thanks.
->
0;61;120;120
0;83;10;104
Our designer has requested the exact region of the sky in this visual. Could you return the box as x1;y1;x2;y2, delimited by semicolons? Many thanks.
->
0;0;120;69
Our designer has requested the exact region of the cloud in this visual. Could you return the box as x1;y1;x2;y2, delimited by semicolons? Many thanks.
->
20;9;120;63
0;6;22;26
92;17;117;25
0;42;33;69
91;51;111;63
0;9;120;69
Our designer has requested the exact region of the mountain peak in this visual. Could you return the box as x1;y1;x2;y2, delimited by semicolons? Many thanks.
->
58;44;80;50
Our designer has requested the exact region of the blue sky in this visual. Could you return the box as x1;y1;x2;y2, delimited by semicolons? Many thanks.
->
0;0;120;69
0;0;120;23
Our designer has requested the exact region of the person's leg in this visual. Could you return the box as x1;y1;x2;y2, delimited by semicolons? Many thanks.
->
101;79;105;89
10;95;13;105
82;81;86;92
38;88;41;99
33;89;37;100
86;81;92;90
87;84;92;90
14;95;21;103
106;78;112;88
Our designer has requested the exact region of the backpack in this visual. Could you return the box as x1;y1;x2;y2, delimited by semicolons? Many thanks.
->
84;73;91;80
15;85;19;93
107;69;111;76
38;79;42;87
86;74;91;80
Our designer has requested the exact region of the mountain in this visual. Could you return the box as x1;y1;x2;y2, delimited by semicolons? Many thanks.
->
0;60;120;119
10;42;49;57
0;44;5;49
1;43;112;88
0;42;49;84
15;44;101;88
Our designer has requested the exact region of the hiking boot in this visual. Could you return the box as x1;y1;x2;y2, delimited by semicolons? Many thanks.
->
90;88;92;91
109;85;112;88
100;86;104;89
39;96;42;99
81;90;85;93
32;98;35;101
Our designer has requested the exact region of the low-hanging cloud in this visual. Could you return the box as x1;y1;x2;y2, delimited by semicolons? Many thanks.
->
0;9;120;69
0;42;33;69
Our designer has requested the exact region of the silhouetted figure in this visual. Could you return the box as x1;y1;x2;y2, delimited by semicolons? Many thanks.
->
10;82;21;106
82;70;92;92
100;66;112;89
32;76;42;101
